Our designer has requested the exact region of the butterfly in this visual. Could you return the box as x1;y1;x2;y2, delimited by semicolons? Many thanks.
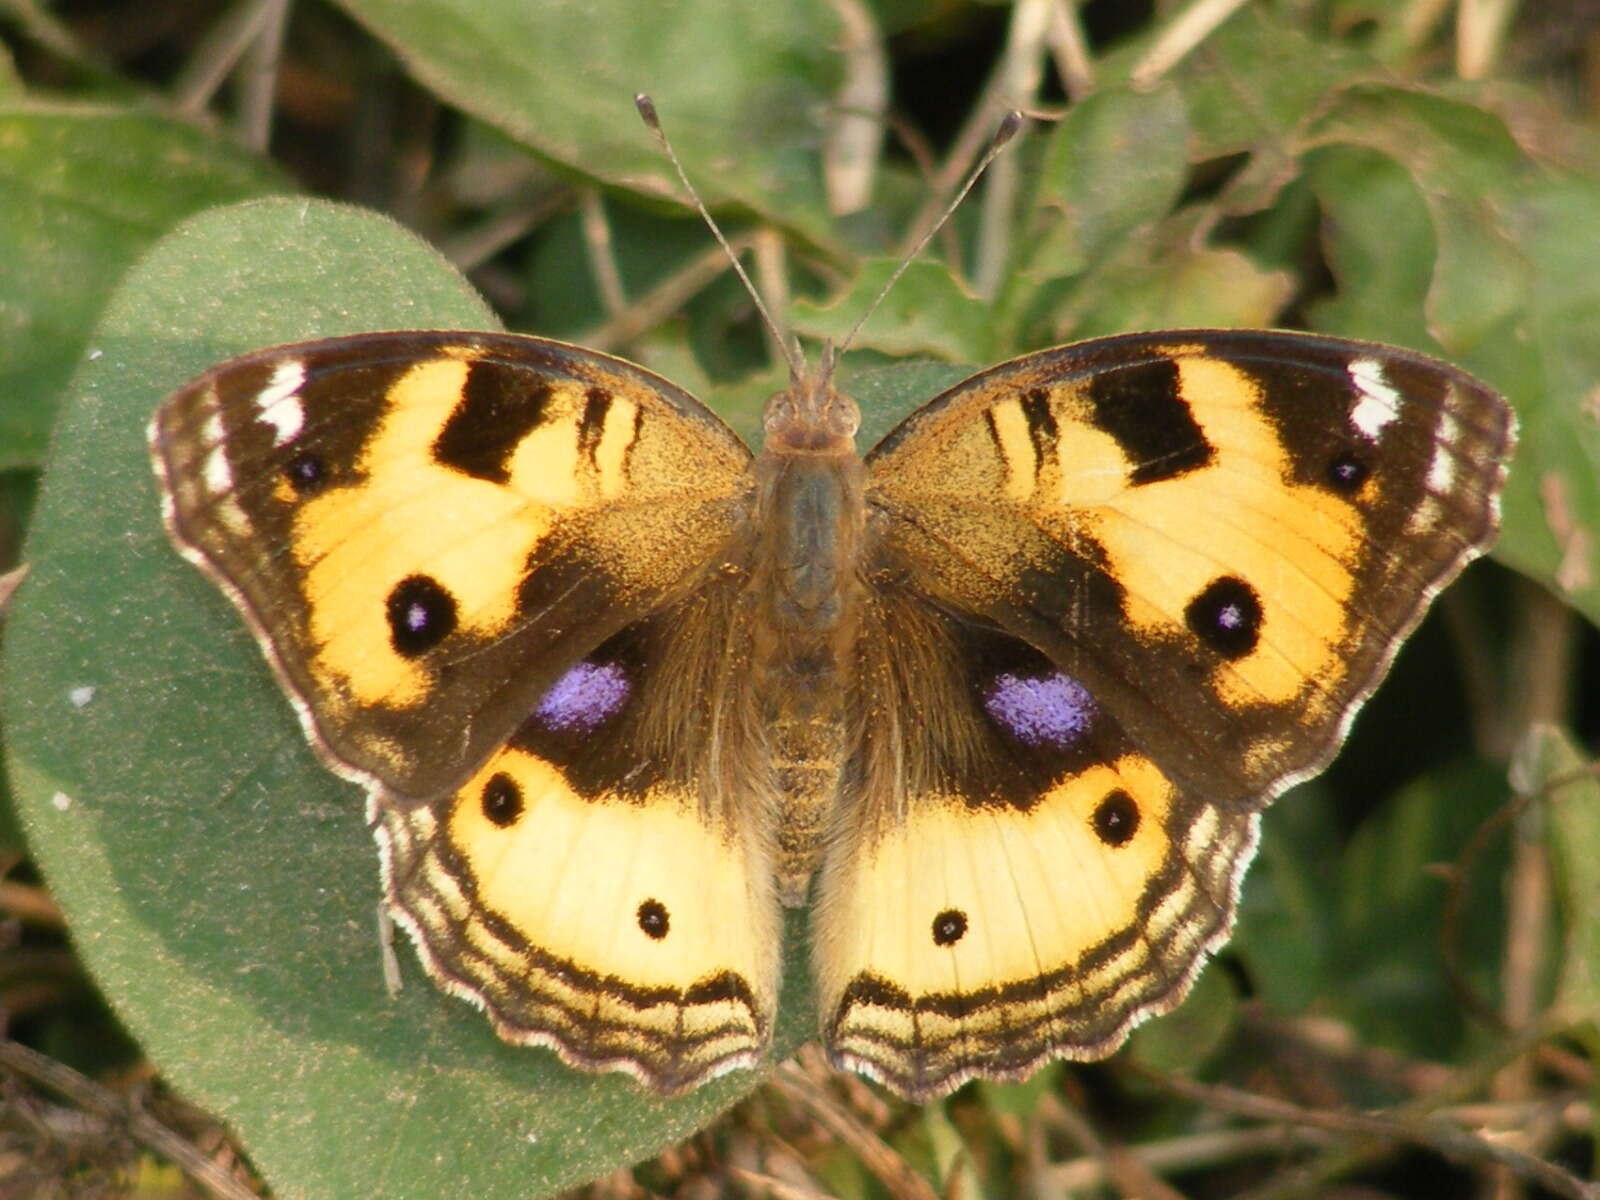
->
148;317;1511;1101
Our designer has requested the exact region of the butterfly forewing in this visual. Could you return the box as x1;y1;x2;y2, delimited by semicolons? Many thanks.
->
864;331;1510;801
151;331;752;801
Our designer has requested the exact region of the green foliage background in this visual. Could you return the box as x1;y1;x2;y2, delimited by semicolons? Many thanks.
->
1;2;1598;1197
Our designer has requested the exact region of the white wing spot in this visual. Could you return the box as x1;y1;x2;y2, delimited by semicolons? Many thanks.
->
51;791;73;812
1185;804;1219;856
1348;357;1402;440
1428;409;1460;494
255;360;308;446
69;685;96;708
1408;494;1444;534
201;411;233;495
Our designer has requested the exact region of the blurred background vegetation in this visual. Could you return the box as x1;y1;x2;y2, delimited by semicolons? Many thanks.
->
2;1;1600;1197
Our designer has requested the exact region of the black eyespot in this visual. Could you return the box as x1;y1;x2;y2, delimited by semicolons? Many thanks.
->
481;773;523;827
931;909;967;947
1184;575;1261;659
1327;450;1370;494
1093;790;1140;847
637;899;669;940
386;574;457;657
283;451;326;494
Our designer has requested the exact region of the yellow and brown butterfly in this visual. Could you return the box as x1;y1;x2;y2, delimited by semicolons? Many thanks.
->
149;305;1512;1101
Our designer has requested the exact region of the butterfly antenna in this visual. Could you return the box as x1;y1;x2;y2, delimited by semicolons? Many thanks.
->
635;94;806;379
837;110;1023;357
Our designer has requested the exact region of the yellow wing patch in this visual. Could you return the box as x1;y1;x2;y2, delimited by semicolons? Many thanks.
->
380;742;780;1094
816;750;1248;1100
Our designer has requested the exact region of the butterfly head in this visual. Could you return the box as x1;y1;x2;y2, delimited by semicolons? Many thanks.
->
761;342;861;454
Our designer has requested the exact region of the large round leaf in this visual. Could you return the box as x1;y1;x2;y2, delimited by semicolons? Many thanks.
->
1;198;811;1199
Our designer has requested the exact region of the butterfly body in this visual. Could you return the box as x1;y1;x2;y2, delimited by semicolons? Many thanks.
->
748;374;866;900
151;327;1512;1100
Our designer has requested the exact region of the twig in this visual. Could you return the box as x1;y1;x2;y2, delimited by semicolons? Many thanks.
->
1046;0;1095;100
897;0;1047;264
1151;1072;1599;1200
0;564;29;619
1041;1091;1188;1199
970;0;1051;296
579;187;628;318
769;1062;938;1200
1042;1121;1333;1191
437;187;571;274
172;0;280;115
823;0;889;216
231;0;288;151
1494;580;1575;1095
1129;0;1253;89
576;233;758;353
726;1164;835;1199
1457;0;1521;80
0;1038;257;1200
0;0;111;73
753;227;792;365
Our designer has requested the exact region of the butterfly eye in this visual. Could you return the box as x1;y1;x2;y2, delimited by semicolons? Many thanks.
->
1183;576;1262;659
1091;790;1140;847
636;899;670;940
386;574;458;656
480;773;523;827
931;909;967;947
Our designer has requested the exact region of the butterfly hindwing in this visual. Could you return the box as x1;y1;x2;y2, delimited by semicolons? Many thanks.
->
811;331;1511;1097
817;590;1253;1099
378;571;781;1093
151;331;752;800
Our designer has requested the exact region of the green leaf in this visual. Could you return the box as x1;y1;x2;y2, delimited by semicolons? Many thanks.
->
0;105;291;470
1126;959;1237;1072
1027;83;1190;281
1332;762;1506;1058
1514;724;1600;1038
1303;86;1531;351
848;359;974;448
1235;781;1343;1016
1305;145;1439;347
1488;175;1600;632
1294;87;1600;632
1137;5;1375;213
789;259;994;364
333;0;844;246
1;198;808;1199
1052;236;1295;342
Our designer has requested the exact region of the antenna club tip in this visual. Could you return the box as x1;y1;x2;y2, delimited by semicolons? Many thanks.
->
995;111;1023;145
634;94;660;127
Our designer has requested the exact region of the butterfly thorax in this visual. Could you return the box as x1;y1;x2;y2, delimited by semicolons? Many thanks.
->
753;371;865;903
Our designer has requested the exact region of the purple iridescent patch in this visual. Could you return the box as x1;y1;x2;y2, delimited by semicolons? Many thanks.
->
983;670;1096;748
534;660;631;733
